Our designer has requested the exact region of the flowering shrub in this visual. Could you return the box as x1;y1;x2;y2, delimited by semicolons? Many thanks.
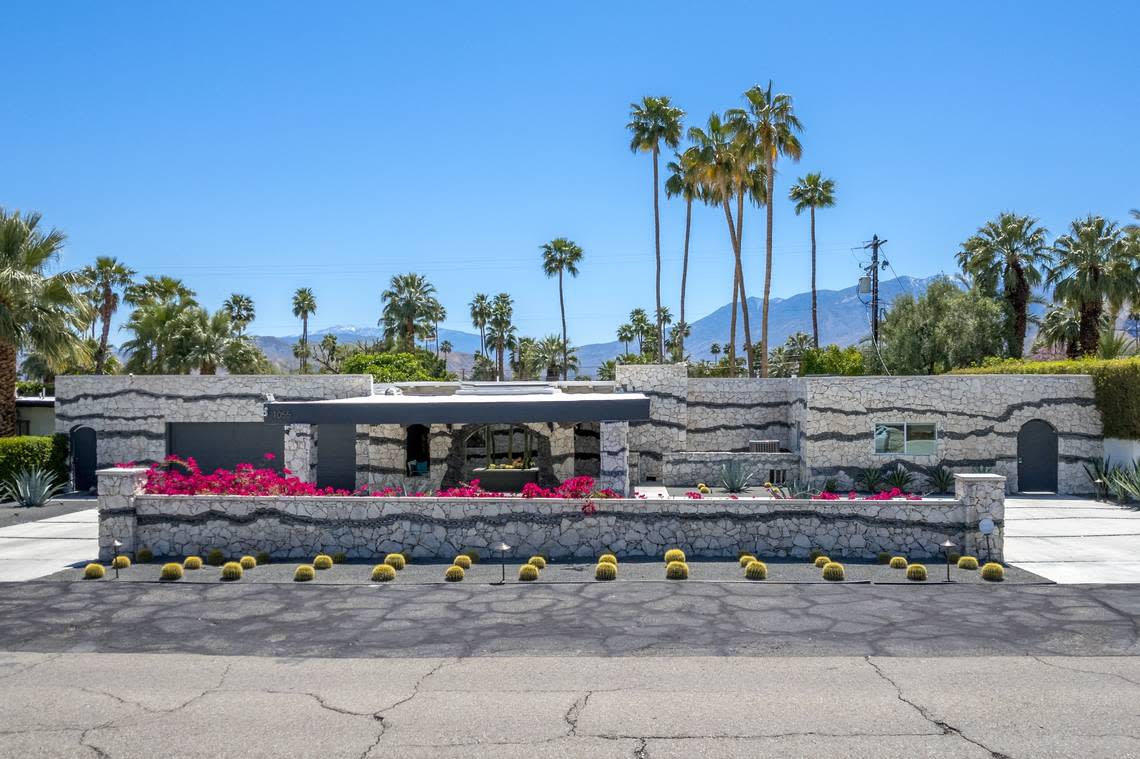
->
811;487;923;501
520;476;617;499
683;491;704;499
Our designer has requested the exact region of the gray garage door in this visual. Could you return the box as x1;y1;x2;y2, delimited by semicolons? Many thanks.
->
166;423;285;474
316;424;356;491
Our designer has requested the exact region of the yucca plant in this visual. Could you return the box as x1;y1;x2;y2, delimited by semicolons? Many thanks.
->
3;467;65;507
820;477;840;493
720;460;759;493
884;465;914;491
927;465;955;494
855;467;883;493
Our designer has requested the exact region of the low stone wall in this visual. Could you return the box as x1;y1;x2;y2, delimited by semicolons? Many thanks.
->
98;469;1005;563
662;452;803;488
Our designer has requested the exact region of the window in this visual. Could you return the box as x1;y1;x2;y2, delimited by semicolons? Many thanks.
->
874;423;936;455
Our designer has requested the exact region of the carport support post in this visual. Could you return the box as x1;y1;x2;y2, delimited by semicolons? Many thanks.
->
96;467;147;561
284;424;319;483
954;473;1006;563
599;420;630;497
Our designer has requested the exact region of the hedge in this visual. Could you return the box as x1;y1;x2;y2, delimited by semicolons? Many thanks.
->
0;435;69;486
952;358;1140;439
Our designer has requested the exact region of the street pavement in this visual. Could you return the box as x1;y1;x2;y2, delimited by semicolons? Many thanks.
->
1005;495;1140;583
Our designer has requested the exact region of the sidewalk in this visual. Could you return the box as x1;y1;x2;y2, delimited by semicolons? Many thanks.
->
0;506;98;582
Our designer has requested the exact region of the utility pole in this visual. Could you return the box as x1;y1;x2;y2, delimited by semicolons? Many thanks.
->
862;235;888;344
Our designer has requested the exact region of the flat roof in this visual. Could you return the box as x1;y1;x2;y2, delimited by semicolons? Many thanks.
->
264;391;650;425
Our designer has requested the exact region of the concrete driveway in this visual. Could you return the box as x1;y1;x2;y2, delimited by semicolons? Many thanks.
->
0;505;98;582
1004;495;1140;583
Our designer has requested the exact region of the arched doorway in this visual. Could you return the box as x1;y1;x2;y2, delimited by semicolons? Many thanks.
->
70;426;97;492
1017;419;1058;493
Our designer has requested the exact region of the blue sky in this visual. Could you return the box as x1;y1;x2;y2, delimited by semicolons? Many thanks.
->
2;1;1137;345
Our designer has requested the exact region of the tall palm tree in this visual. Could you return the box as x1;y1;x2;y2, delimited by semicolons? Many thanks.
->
469;293;492;355
730;82;803;377
1047;215;1136;355
440;340;453;363
222;293;255;336
380;273;437;351
665;148;704;360
125;275;196;307
616;323;635;354
178;308;234;375
788;173;836;348
488;293;515;381
0;209;91;434
1035;305;1084;359
627;95;685;360
629;308;651;354
540;238;584;380
80;256;135;374
291;287;317;373
428;300;447;356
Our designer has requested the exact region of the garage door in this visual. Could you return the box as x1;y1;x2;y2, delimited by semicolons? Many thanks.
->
166;423;285;474
316;424;357;491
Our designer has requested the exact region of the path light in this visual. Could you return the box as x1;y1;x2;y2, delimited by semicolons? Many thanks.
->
112;540;123;579
940;539;958;582
493;542;511;585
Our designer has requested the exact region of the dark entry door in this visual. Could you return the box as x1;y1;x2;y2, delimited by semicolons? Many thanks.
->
316;424;356;491
1017;419;1058;492
71;426;97;491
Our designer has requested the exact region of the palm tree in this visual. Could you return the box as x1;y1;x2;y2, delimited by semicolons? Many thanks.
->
540;238;584;380
709;342;721;357
616;323;635;355
80;256;135;374
488;293;516;381
222;293;255;336
665;148;704;360
629;308;651;354
1048;216;1136;355
0;209;91;434
956;213;1051;358
1035;305;1083;359
380;273;437;351
469;293;492;355
627;95;685;360
428;300;447;356
730;82;803;377
788;173;836;347
291;287;317;373
125;275;196;308
440;340;453;363
178;308;234;375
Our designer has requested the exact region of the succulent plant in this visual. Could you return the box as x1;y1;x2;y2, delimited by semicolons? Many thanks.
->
445;565;465;582
293;564;315;582
876;552;891;565
598;553;618;566
220;561;243;581
206;549;225;567
136;548;154;563
957;556;979;570
371;564;396;582
2;467;65;508
518;564;539;582
822;562;845;581
255;551;271;565
744;560;767;581
159;562;183;581
884;465;914;491
820;476;840;493
384;553;406;570
720;459;759;493
889;556;908;569
332;552;348;564
83;563;105;579
239;555;257;570
665;560;689;580
453;555;472;569
813;555;830;568
980;562;1005;582
595;562;617;581
738;554;757;568
183;556;203;570
906;563;928;582
664;548;686;564
313;554;334;570
527;556;546;570
927;465;956;494
462;550;480;564
111;555;131;569
855;467;884;493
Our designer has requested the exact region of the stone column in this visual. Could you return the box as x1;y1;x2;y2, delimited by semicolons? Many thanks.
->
284;424;319;483
97;467;148;560
355;425;370;490
954;473;1006;563
599;420;630;497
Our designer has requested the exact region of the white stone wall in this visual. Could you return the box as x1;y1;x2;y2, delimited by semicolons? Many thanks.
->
662;452;801;488
283;424;318;482
615;364;687;481
685;378;797;452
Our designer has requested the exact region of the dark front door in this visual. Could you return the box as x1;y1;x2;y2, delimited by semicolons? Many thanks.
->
71;426;97;491
1017;419;1058;492
316;424;356;491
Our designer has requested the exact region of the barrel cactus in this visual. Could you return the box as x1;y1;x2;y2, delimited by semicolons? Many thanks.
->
980;562;1005;582
331;552;347;564
598;553;618;566
518;564;539;582
889;556;908;569
183;556;203;570
445;565;465;582
136;548;154;563
527;556;546;570
957;556;979;570
664;548;686;564
313;554;334;570
220;561;243;581
293;564;315;582
83;563;105;580
665;561;689;580
813;555;830;568
739;554;757;568
111;555;131;570
384;553;406;570
159;562;183;581
876;552;891;565
906;563;928;582
206;549;225;566
453;555;473;569
744;560;767;581
822;562;845;581
595;562;617;581
239;555;257;570
255;551;271;565
371;564;396;582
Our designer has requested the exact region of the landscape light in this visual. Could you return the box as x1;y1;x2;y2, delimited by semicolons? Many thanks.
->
493;541;511;585
940;539;958;582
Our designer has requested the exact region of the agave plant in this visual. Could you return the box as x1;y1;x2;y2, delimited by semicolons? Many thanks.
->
884;465;914;491
819;477;840;494
3;468;65;507
720;460;760;493
1084;459;1113;501
927;465;955;495
854;467;884;493
1106;461;1140;504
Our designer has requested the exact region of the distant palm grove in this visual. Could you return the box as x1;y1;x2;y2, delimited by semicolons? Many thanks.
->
2;78;1138;435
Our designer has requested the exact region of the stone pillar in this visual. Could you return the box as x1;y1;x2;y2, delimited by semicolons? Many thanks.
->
97;467;148;560
284;424;319;483
355;425;370;490
599;420;630;496
954;473;1006;563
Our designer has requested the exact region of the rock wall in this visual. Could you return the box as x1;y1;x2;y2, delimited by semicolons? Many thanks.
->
685;378;799;452
662;452;802;488
616;364;687;481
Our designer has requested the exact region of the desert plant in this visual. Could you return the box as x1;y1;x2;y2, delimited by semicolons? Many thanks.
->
399;551;411;564
220;561;243;581
884;465;914;491
206;549;225;566
808;549;825;561
598;553;618;566
927;465;956;494
453;554;472;569
855;467;884;492
957;556;979;570
293;564;315;582
813;555;830;568
720;459;759;493
159;562;183;581
136;547;154;563
665;560;689;580
111;555;131;569
739;554;757;568
384;553;406;570
461;549;479;563
518;564;539;581
255;551;271;565
980;562;1005;581
820;476;840;493
2;467;65;507
183;556;203;570
876;552;891;565
744;560;767;580
239;555;257;570
83;563;105;579
664;548;686;563
331;552;347;564
822;561;845;581
313;554;334;570
371;564;396;582
889;556;908;569
528;556;546;570
445;564;465;582
906;563;928;581
595;562;617;581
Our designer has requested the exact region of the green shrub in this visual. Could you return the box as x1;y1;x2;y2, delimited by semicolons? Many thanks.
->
664;548;686;564
884;465;914;491
220;561;243;581
461;549;480;563
813;555;830;568
160;562;183;581
136;548;154;563
255;551;271;565
744;560;767;580
957;556;979;570
384;553;406;570
371;564;396;582
313;554;333;570
331;552;347;564
0;435;69;487
206;549;225;566
665;560;689;580
906;563;928;581
739;554;757;568
445;564;465;582
595;562;617;581
876;552;891;565
239;555;257;570
341;350;453;383
808;549;825;562
822;562;845;581
598;553;617;566
981;562;1005;582
111;555;131;569
294;564;315;582
183;556;203;570
518;564;539;582
527;556;546;570
889;556;908;569
83;563;105;579
453;554;472;569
